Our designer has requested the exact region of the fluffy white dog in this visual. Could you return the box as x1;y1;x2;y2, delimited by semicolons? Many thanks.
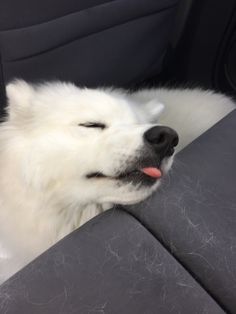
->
0;80;234;283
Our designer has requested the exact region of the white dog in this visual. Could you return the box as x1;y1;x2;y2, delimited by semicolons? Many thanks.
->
0;80;234;284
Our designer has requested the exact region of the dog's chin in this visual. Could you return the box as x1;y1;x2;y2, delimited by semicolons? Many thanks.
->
98;183;159;205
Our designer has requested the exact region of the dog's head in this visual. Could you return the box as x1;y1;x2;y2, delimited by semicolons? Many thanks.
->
6;80;178;206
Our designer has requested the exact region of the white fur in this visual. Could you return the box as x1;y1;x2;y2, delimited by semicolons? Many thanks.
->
0;80;234;284
131;88;235;151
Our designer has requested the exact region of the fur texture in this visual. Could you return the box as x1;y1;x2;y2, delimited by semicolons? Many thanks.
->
0;80;234;284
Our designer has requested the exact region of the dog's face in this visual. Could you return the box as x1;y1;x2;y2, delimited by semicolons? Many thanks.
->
6;81;178;206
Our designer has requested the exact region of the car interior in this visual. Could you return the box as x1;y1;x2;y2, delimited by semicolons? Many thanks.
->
0;0;236;313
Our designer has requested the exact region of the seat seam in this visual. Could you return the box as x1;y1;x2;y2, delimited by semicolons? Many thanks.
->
119;206;229;314
0;0;118;32
2;3;177;62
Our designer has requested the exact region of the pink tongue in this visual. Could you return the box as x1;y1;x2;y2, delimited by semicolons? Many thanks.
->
141;167;162;178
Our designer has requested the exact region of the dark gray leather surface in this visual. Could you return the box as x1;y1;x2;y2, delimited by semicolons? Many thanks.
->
1;111;235;313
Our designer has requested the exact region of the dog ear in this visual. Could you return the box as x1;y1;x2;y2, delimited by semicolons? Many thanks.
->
142;100;165;122
132;99;165;123
6;80;35;120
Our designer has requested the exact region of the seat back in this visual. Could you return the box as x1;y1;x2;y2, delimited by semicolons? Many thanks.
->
0;0;179;114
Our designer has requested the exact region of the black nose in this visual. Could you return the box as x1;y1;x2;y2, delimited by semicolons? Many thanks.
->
144;126;179;156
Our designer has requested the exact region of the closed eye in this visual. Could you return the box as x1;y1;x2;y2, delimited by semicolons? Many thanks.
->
78;122;106;129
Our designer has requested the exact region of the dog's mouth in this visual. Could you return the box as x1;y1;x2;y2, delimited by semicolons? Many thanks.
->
86;165;163;185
